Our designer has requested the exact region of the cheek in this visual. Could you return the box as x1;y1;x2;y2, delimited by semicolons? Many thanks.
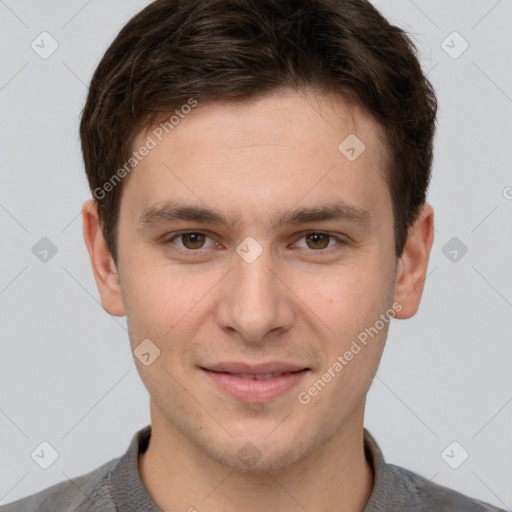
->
121;270;203;396
292;258;395;398
293;260;390;333
119;260;222;357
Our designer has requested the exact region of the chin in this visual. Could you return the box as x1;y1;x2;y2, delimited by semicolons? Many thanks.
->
198;425;316;474
212;443;308;474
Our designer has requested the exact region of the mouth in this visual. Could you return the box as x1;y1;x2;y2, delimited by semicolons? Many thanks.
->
218;371;300;380
200;362;310;402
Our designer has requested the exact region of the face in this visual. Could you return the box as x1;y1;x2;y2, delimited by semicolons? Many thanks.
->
86;89;425;473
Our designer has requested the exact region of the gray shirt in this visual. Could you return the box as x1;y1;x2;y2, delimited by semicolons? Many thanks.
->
2;425;505;511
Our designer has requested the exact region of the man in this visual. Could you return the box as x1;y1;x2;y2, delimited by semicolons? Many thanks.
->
3;0;505;510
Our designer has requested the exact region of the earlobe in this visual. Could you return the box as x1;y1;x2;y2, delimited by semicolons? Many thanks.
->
393;203;434;319
82;199;126;317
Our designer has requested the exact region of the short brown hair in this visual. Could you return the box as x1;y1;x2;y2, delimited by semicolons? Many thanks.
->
80;0;437;262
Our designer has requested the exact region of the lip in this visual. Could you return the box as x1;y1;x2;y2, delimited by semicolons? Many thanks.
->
201;362;310;403
204;361;307;374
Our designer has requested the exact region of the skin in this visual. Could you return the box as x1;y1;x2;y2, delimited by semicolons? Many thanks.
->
83;88;434;512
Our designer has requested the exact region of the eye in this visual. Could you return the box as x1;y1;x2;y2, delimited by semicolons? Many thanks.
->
293;232;341;250
168;232;216;250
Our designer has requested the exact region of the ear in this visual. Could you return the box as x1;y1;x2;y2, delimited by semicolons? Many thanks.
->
82;199;125;317
393;203;434;319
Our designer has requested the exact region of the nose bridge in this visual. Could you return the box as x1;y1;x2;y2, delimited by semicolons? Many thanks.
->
216;243;293;342
234;251;275;305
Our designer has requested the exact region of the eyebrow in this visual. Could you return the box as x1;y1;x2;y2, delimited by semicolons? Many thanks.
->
139;203;237;229
139;201;371;230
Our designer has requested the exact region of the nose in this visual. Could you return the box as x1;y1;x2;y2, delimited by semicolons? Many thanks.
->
215;246;295;344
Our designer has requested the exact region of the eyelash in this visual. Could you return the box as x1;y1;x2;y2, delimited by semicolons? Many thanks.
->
161;230;346;255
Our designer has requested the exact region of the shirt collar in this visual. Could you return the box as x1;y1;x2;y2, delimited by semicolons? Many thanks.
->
110;425;405;511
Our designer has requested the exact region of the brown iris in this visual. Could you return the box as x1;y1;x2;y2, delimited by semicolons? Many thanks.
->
181;233;206;249
305;233;330;250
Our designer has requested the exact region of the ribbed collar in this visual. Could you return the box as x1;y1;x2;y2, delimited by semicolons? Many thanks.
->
109;425;406;512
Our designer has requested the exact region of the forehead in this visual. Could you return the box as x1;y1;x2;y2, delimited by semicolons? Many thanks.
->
123;89;391;226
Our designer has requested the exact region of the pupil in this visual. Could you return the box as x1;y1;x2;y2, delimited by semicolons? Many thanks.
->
184;233;204;248
307;233;329;249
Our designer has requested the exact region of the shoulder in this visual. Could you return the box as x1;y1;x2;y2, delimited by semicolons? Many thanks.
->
363;429;505;512
386;463;506;511
2;426;154;512
1;457;120;512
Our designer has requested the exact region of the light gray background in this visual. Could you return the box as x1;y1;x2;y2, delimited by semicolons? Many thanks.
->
1;0;511;509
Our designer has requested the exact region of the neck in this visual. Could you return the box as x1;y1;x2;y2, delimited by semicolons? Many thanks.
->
139;403;374;512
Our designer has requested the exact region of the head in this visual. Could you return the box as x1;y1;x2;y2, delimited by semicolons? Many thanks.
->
82;0;436;472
